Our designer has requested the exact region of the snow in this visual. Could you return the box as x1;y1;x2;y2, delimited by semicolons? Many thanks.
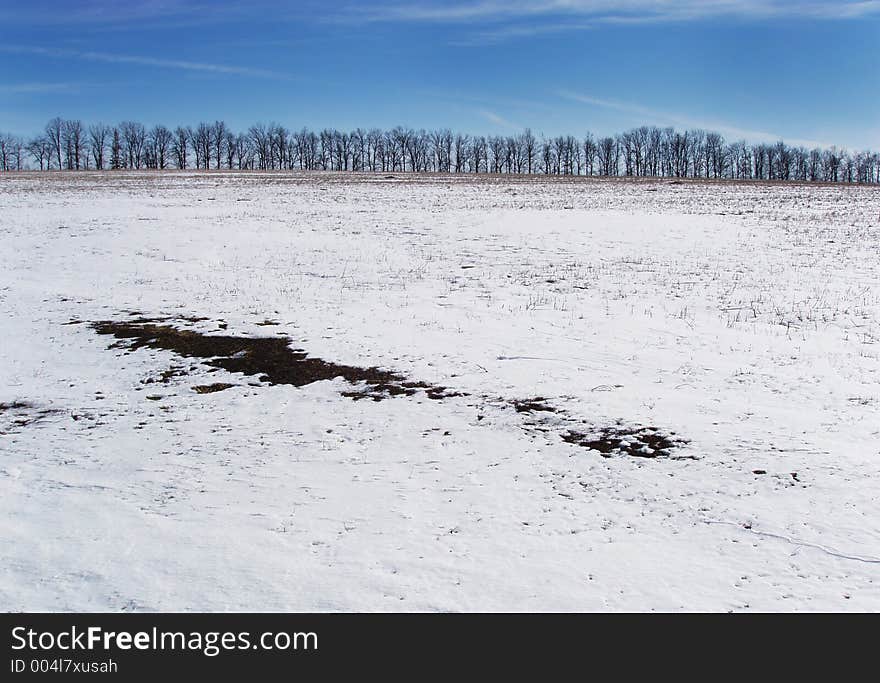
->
1;171;879;611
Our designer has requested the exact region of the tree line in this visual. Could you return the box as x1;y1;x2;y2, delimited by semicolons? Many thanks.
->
0;116;877;184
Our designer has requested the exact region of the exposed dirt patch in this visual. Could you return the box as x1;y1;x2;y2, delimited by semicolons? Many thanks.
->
193;383;237;394
340;380;464;402
424;385;467;400
90;319;689;459
562;425;689;458
142;365;190;385
92;320;463;402
513;397;556;413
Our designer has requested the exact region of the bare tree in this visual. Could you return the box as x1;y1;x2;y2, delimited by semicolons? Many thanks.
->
149;125;173;169
27;136;52;170
248;123;270;170
488;136;504;173
60;120;85;169
172;127;189;169
452;133;469;173
234;134;252;169
110;128;122;169
582;133;597;176
89;123;110;170
45;117;64;170
597;136;619;176
211;121;228;169
6;116;873;182
705;132;725;178
119;121;146;169
0;134;16;170
520;128;536;174
224;130;237;169
191;122;211;170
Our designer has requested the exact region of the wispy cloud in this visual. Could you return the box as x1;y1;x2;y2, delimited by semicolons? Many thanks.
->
0;1;251;26
418;88;557;116
479;109;523;131
451;20;594;45
340;1;880;25
558;91;664;121
558;90;830;148
0;46;289;80
0;82;86;95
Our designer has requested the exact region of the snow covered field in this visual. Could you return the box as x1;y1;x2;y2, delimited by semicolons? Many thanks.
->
1;171;879;612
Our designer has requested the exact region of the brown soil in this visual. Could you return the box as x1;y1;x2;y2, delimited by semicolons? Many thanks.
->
92;320;462;402
193;383;237;394
562;425;689;458
513;397;556;413
90;318;691;459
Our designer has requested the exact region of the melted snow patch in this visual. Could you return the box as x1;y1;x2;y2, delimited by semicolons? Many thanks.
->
562;424;690;459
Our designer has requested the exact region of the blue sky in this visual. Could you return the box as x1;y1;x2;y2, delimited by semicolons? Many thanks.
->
1;1;878;149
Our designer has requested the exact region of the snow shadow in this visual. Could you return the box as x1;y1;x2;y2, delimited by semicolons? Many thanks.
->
0;401;60;434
